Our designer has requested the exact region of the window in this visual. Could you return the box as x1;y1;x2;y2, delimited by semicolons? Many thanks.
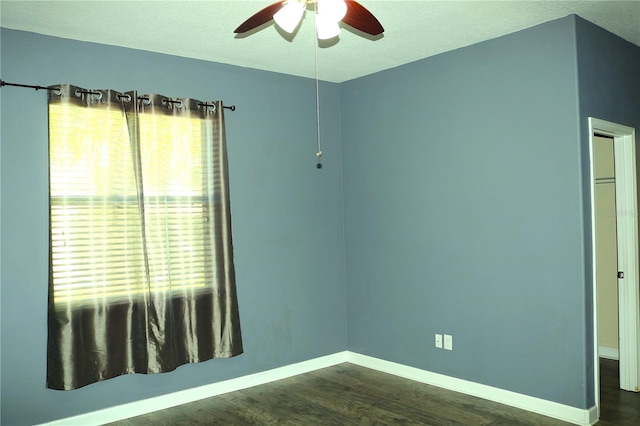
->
49;101;215;305
47;86;242;391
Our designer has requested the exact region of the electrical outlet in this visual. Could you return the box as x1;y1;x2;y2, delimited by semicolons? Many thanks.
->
444;334;453;350
435;333;443;348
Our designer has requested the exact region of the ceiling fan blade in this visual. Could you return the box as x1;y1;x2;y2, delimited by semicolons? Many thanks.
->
342;0;384;36
234;1;284;34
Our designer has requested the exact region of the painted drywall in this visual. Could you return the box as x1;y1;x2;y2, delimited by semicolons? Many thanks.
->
0;29;347;425
341;16;590;408
575;15;640;406
576;16;640;134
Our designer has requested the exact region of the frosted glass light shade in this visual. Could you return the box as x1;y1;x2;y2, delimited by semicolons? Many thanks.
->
316;13;341;39
273;1;305;33
318;0;347;21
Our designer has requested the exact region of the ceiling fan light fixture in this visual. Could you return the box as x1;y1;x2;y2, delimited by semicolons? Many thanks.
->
235;0;384;37
317;0;347;22
273;0;306;33
315;13;341;40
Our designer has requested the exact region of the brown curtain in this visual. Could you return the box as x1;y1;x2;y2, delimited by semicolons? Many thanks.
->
47;84;242;390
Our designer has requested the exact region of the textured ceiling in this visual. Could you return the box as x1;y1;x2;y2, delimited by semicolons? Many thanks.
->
1;1;639;83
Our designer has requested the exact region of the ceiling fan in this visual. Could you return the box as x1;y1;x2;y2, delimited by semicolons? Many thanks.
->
234;0;384;39
235;1;383;169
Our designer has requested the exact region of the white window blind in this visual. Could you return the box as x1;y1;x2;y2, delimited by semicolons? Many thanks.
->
49;102;214;306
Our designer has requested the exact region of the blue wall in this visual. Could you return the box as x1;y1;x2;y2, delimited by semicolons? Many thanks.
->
576;16;640;129
0;29;347;425
341;16;589;408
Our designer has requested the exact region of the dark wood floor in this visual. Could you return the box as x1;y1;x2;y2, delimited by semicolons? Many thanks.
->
597;358;640;425
110;359;638;425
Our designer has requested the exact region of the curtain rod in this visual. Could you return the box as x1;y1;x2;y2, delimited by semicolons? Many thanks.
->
0;79;236;111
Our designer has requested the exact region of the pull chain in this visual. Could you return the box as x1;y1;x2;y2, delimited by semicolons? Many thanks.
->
314;1;323;169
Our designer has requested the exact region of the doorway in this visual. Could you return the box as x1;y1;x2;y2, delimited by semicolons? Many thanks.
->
589;117;640;420
594;135;619;361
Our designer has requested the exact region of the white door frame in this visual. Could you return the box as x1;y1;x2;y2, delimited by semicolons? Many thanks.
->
589;117;640;417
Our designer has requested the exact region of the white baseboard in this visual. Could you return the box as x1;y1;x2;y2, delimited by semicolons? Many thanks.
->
588;405;599;425
599;345;619;360
346;352;595;426
39;352;349;426
40;351;595;426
